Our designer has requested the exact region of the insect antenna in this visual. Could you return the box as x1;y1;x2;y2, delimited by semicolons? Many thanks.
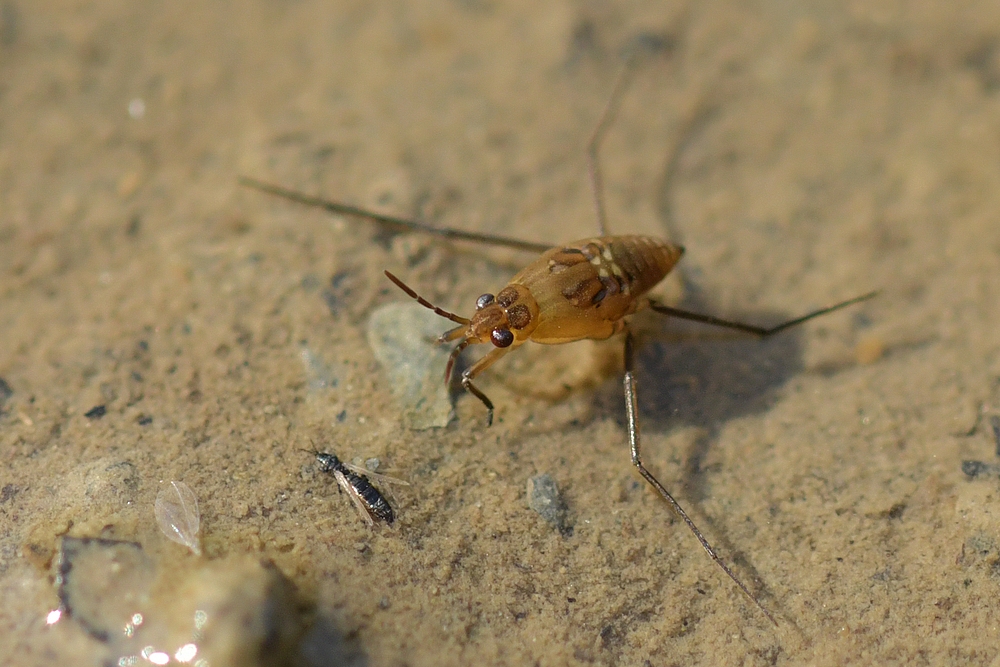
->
384;271;470;326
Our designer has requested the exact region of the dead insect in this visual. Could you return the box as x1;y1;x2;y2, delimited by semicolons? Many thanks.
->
305;449;407;526
244;59;877;625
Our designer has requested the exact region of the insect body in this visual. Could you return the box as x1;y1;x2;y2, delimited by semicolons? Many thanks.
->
384;230;869;433
468;236;684;346
307;450;403;526
385;235;684;425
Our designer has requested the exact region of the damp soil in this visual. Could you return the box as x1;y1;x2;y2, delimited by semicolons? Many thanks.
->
2;2;1000;665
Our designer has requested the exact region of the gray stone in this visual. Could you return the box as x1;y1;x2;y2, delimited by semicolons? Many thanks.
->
527;473;572;536
366;301;455;429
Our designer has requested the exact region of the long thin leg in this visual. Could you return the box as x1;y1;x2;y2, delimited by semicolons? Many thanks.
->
648;290;878;337
240;176;551;254
459;346;511;427
587;59;638;236
623;330;778;626
444;339;470;386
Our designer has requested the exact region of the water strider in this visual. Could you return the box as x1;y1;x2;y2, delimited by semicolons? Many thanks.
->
244;59;876;625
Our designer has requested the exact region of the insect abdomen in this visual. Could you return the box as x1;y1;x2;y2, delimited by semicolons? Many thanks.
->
344;471;395;524
513;235;683;344
596;236;684;298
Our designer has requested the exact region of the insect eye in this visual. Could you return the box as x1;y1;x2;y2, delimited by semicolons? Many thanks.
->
491;328;514;348
476;294;495;309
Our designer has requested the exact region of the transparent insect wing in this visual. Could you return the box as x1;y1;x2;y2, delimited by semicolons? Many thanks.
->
154;481;202;555
341;460;410;487
333;470;376;527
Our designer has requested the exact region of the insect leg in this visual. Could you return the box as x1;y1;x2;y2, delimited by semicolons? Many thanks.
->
648;290;878;337
623;330;778;626
240;176;551;253
587;58;639;236
445;339;470;386
459;346;512;427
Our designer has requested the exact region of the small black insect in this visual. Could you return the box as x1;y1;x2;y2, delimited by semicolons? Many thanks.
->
305;450;406;526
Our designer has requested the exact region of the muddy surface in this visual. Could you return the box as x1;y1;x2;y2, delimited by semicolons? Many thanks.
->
2;1;1000;665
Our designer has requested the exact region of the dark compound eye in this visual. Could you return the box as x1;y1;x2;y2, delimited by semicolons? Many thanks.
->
491;328;514;348
496;286;519;308
476;294;495;310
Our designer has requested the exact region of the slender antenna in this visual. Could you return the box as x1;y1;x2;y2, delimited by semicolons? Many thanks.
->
239;176;551;253
384;270;470;326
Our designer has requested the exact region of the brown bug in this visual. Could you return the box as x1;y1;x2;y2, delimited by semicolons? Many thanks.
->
241;60;876;625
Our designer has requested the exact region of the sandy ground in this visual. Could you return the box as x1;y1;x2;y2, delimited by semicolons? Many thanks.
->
3;1;1000;665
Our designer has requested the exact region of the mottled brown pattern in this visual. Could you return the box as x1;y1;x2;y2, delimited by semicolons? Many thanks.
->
597;237;677;297
506;303;531;329
592;274;623;305
560;277;601;306
547;248;589;274
496;286;519;308
545;237;671;302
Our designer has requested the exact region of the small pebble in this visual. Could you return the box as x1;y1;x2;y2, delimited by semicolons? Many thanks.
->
854;336;885;365
56;536;154;642
84;405;106;420
527;473;572;536
127;97;145;119
962;460;1000;479
366;302;455;429
55;542;305;666
300;345;338;392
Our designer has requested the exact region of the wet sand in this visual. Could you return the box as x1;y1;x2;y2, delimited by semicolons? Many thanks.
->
3;1;1000;665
